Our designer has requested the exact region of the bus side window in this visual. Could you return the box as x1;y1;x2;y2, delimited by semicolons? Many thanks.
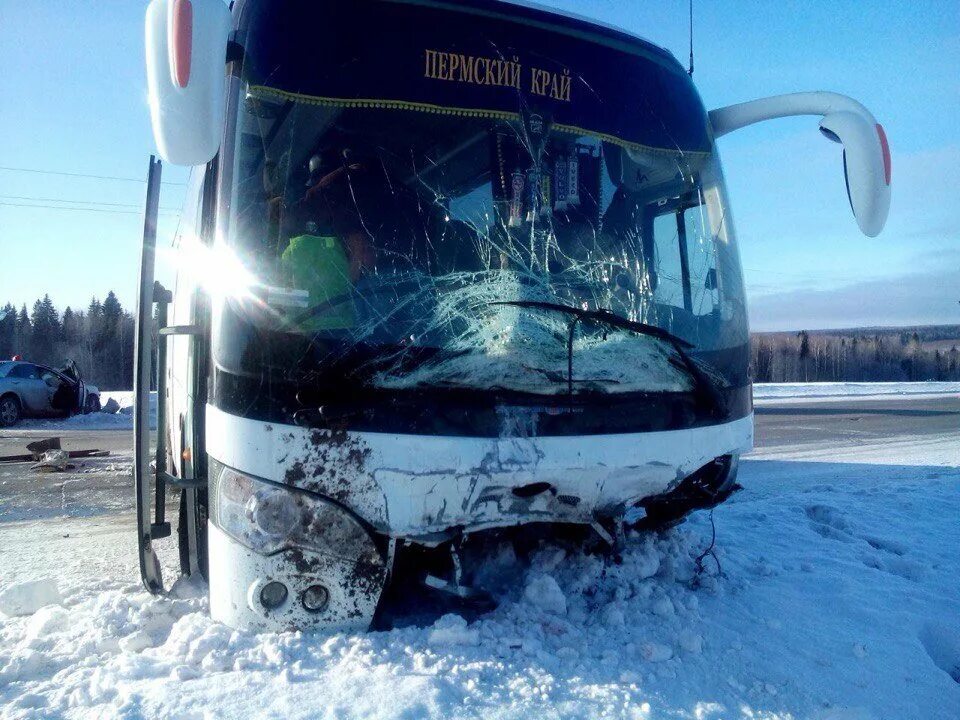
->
652;212;685;310
681;205;719;316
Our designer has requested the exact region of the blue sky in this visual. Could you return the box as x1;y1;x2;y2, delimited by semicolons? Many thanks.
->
1;0;957;330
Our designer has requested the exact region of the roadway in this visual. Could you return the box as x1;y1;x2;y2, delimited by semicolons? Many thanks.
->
753;394;960;449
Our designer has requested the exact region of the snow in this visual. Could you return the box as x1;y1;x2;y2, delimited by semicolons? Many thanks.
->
918;622;960;684
754;381;960;403
1;396;959;718
427;614;480;647
522;574;567;616
0;579;61;618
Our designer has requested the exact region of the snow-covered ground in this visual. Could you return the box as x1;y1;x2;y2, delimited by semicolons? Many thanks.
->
1;393;959;718
753;382;960;404
16;391;156;430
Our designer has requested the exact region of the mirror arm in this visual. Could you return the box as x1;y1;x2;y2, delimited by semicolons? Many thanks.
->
709;91;890;238
709;91;876;138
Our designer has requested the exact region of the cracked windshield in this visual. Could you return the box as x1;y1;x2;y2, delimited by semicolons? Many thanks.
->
217;3;747;398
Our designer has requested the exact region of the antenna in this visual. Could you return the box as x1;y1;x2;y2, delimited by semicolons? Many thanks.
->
688;0;694;76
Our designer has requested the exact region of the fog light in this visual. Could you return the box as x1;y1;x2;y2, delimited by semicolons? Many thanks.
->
260;581;288;609
302;584;330;613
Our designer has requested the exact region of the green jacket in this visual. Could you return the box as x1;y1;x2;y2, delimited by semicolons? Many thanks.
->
280;234;357;331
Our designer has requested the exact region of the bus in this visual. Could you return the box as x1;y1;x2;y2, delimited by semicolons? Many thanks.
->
136;0;891;632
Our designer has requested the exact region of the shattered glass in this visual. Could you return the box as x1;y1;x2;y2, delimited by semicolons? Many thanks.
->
218;69;746;398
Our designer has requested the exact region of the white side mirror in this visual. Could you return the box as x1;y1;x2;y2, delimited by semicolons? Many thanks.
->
709;92;891;237
818;112;891;237
145;0;231;166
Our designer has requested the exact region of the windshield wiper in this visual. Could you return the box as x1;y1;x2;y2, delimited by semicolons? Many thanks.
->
489;300;723;413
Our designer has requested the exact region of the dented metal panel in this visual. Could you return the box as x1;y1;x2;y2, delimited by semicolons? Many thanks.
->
207;405;753;536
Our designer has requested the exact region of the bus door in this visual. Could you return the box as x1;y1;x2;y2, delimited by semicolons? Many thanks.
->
133;156;208;594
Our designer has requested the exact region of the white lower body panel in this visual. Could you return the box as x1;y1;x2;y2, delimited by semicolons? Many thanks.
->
206;406;753;537
207;523;382;632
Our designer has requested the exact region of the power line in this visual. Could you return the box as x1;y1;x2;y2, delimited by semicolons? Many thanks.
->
0;194;181;211
0;165;187;186
0;201;179;217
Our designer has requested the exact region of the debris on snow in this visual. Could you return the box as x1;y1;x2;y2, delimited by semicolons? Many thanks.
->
30;449;71;472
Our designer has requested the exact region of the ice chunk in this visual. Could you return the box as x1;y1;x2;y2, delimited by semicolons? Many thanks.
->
678;629;703;655
652;596;675;618
633;541;660;579
427;614;479;647
524;574;567;616
601;603;625;628
23;605;70;646
119;630;156;653
101;397;121;414
0;578;62;617
640;642;673;662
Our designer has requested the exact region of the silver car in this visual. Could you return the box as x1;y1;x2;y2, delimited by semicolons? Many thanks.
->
0;360;100;426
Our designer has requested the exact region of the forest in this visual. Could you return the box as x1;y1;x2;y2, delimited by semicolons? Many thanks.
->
0;294;135;390
751;326;960;383
2;294;959;389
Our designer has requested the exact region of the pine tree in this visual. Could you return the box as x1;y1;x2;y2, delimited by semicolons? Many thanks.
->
797;331;811;382
0;303;15;360
99;291;124;387
14;305;30;358
87;297;103;348
30;294;61;365
61;307;79;345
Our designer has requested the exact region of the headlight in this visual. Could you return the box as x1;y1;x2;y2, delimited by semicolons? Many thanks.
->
209;460;375;563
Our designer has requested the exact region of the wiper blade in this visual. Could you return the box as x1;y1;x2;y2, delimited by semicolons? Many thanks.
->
489;300;722;414
491;300;693;349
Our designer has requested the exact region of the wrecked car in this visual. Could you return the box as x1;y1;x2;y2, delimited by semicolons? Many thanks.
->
133;0;891;632
0;360;101;426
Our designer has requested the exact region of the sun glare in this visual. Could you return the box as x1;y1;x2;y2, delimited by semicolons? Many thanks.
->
162;233;261;303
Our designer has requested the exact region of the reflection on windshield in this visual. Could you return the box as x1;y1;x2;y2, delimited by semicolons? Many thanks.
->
222;88;745;396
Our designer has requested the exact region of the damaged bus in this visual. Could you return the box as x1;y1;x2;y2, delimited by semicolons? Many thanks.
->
136;0;891;631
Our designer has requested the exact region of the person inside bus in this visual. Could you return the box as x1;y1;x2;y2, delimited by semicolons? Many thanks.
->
280;149;375;334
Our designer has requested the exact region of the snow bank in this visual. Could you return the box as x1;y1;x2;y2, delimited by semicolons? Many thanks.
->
0;530;727;719
0;579;61;618
753;381;960;402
